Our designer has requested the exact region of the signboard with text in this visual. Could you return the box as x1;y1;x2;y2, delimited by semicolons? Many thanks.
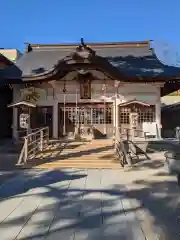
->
19;113;29;129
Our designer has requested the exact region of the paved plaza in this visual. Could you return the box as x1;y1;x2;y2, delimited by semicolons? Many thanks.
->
0;169;147;240
0;161;180;240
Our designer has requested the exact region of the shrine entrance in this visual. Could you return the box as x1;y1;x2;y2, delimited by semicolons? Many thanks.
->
58;103;113;139
77;107;93;139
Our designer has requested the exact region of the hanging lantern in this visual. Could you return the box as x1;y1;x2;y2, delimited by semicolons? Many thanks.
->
114;80;120;88
63;79;66;93
102;83;106;91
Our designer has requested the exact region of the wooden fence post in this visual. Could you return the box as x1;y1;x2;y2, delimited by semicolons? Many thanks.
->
40;130;43;151
24;138;28;163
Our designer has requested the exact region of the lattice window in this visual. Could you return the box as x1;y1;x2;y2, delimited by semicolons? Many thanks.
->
63;107;77;124
62;106;113;125
119;105;155;124
106;107;112;124
119;107;131;124
91;107;113;124
137;106;155;123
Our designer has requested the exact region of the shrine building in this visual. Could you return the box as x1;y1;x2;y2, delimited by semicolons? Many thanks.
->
1;39;180;141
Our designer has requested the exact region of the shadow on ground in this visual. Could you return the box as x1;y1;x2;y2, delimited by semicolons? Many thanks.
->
0;169;144;240
0;167;180;239
28;144;114;168
147;140;180;153
115;167;180;240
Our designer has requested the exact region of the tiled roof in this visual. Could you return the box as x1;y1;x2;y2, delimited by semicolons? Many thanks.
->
1;40;180;81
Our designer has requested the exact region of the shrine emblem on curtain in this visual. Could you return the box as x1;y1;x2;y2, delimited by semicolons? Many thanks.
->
80;79;91;99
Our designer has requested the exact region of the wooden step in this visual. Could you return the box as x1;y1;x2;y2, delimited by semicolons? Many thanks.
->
62;148;114;152
28;159;120;164
49;154;117;161
27;140;119;169
26;158;121;169
22;163;122;169
67;149;113;152
30;157;118;162
60;152;115;155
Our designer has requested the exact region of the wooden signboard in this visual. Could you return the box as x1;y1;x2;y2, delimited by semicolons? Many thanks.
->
19;113;29;129
80;79;91;99
143;122;157;136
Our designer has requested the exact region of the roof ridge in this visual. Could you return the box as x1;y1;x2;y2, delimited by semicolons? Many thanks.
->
24;40;150;50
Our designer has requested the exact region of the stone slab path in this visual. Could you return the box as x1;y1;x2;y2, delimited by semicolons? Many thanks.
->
0;169;146;240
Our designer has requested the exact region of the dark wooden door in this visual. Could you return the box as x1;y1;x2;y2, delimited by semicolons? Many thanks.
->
58;107;64;137
58;104;75;137
31;106;53;138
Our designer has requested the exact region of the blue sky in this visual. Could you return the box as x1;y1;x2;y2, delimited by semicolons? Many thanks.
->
1;0;180;52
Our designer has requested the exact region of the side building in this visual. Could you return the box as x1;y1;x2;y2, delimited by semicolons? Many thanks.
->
0;49;22;139
0;49;22;62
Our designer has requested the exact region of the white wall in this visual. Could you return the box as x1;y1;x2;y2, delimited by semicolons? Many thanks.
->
13;81;161;139
15;81;159;105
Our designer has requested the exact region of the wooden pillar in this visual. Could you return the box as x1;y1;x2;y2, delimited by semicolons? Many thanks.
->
63;80;66;136
156;100;161;138
114;80;120;134
12;85;20;140
102;82;107;135
155;87;161;139
53;101;58;139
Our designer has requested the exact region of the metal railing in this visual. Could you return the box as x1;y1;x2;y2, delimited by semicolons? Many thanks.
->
16;127;49;166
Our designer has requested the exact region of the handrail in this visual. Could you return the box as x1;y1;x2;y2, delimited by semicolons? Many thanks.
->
15;128;46;142
114;126;150;167
16;127;49;166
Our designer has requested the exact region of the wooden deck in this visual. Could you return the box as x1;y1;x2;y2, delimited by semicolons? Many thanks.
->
25;140;122;169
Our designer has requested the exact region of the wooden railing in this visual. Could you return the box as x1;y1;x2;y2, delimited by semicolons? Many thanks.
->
16;127;49;166
119;127;146;140
113;127;132;167
15;128;45;142
113;127;148;167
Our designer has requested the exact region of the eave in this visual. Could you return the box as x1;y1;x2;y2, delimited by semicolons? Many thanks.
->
2;39;180;90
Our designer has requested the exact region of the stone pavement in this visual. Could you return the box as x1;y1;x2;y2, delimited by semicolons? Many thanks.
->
119;152;180;240
0;169;147;240
0;171;19;186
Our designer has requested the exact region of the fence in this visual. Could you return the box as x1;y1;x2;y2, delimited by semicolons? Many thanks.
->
16;127;49;166
119;127;146;140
